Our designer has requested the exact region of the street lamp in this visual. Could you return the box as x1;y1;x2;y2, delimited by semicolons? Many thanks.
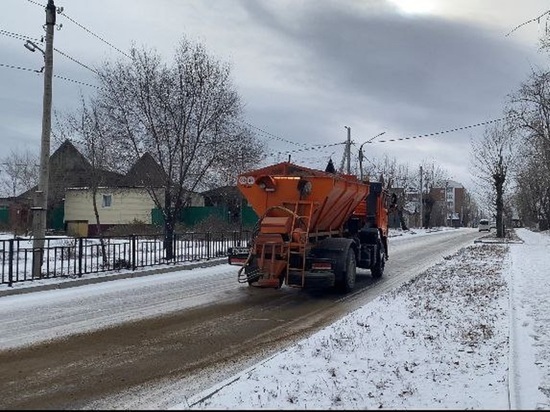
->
358;131;386;180
24;40;45;54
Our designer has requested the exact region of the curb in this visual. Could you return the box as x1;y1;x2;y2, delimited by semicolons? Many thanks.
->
0;258;227;298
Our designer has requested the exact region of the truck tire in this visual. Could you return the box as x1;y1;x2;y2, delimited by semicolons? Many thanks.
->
338;249;357;292
371;245;385;279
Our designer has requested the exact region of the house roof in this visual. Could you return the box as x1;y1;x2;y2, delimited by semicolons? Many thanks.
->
123;152;168;187
202;185;241;198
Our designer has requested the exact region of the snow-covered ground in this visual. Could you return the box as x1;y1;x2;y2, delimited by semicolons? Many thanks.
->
1;227;549;409
180;228;550;410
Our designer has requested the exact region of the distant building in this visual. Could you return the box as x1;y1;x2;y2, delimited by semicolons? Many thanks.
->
429;180;466;227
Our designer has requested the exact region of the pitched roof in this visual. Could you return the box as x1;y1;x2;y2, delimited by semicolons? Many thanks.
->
123;152;168;187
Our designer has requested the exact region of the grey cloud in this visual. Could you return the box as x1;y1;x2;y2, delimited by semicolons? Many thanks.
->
240;1;545;132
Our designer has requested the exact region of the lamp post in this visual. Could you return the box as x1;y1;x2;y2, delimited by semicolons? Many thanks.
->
358;131;386;181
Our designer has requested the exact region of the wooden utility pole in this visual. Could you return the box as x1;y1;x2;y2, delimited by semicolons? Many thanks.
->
32;0;56;279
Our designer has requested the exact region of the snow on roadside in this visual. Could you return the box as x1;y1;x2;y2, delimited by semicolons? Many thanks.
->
509;228;550;409
183;242;511;410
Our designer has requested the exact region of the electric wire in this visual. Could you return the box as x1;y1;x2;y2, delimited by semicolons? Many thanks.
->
506;9;550;37
23;0;130;59
0;29;40;42
366;117;508;144
0;62;100;88
57;11;132;59
25;0;44;8
238;119;309;148
0;62;42;73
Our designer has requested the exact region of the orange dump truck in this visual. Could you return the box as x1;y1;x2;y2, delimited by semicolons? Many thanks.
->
228;161;390;292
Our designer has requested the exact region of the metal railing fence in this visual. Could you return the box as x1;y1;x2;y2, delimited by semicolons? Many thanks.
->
0;230;252;287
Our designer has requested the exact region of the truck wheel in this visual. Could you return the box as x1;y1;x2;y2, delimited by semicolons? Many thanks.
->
371;247;385;279
338;249;357;292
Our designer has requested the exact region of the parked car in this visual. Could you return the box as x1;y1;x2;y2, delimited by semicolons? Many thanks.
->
490;221;497;230
478;219;490;232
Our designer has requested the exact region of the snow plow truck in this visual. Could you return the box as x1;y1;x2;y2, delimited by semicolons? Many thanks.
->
228;161;391;292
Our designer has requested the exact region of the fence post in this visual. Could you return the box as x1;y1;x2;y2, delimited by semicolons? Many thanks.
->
78;237;83;277
8;239;14;287
173;233;177;264
206;232;211;260
131;234;137;270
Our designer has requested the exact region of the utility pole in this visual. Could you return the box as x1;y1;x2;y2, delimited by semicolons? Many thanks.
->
419;165;423;229
344;126;351;174
31;0;56;279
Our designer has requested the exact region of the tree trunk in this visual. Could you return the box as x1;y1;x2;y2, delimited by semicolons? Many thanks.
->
91;189;108;265
495;174;505;238
163;190;175;260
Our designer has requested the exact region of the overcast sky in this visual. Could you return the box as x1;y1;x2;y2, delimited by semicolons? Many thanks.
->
1;0;549;195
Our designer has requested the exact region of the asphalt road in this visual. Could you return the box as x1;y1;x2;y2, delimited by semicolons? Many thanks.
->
0;229;482;409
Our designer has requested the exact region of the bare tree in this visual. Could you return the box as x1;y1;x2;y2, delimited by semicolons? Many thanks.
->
418;160;450;228
362;154;412;229
55;97;123;264
470;122;519;237
507;69;550;230
199;130;265;191
94;37;263;259
361;155;454;229
0;149;39;198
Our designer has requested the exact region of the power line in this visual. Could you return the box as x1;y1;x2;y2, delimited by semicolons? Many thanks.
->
57;11;132;59
365;117;508;144
53;47;98;75
239;119;340;159
506;9;550;37
25;0;44;7
23;1;130;60
0;61;100;88
266;141;346;158
240;119;309;148
0;62;42;73
52;73;100;89
0;29;40;42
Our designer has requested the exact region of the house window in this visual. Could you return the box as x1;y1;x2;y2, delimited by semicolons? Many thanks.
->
102;194;113;208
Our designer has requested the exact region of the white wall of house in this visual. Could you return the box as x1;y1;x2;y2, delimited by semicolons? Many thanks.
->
64;187;157;225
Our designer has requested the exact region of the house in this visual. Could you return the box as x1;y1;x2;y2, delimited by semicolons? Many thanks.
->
11;139;238;236
64;186;163;236
62;149;204;236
